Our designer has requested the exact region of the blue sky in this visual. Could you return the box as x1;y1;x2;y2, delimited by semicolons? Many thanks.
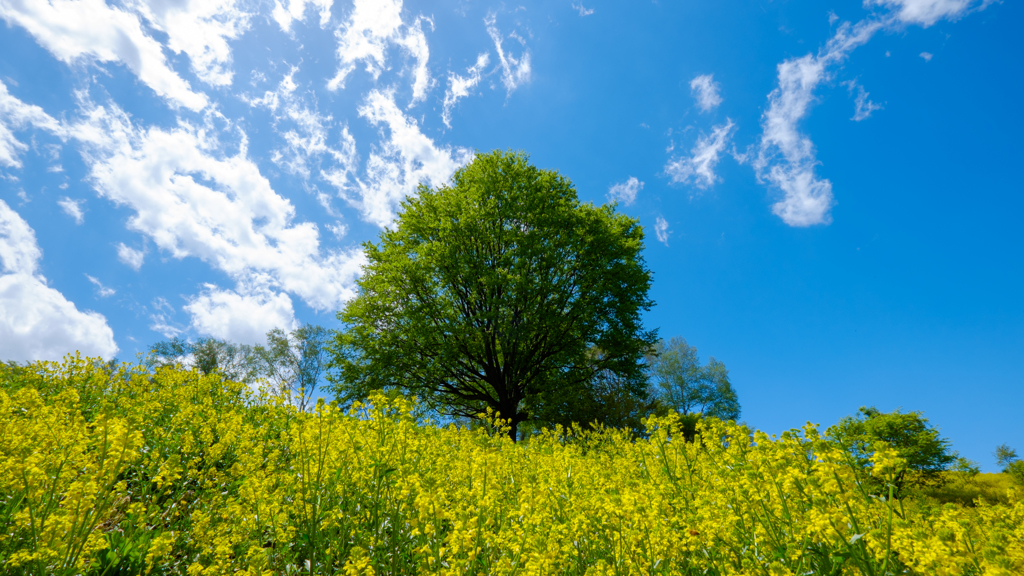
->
0;0;1020;468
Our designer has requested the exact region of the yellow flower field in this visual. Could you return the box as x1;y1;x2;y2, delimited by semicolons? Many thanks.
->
1;356;1021;575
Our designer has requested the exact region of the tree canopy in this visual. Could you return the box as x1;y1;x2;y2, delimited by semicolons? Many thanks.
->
646;336;740;421
330;150;656;439
826;406;957;492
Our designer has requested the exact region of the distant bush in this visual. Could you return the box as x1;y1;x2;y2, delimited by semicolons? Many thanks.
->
826;406;959;495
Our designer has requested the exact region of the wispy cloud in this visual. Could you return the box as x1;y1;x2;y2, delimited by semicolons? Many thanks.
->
844;80;883;121
353;89;473;227
753;20;881;227
485;13;532;96
272;0;333;33
116;243;145;271
0;80;65;169
654;216;671;246
572;2;594;17
665;119;736;189
607;177;643;206
868;0;986;27
58;197;85;224
442;53;490;128
326;0;402;90
750;0;993;227
920;51;934;61
690;74;723;112
85;274;115;297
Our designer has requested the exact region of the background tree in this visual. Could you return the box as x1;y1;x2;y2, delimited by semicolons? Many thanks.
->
826;406;957;493
995;444;1024;485
149;337;260;383
148;325;331;412
646;336;740;421
329;150;657;440
256;325;331;412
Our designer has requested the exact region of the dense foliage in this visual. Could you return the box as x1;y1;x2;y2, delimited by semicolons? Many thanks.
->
2;356;1023;575
826;406;960;494
331;150;657;439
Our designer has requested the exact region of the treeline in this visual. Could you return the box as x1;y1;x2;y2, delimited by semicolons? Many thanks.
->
144;327;739;440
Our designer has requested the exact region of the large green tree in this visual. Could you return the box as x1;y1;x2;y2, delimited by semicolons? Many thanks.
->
330;150;657;439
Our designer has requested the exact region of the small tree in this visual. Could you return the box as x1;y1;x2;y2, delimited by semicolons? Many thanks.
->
827;406;957;493
330;150;657;440
995;444;1024;485
646;337;740;421
255;325;331;412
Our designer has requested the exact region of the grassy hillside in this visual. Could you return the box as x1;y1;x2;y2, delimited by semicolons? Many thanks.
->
1;356;1021;575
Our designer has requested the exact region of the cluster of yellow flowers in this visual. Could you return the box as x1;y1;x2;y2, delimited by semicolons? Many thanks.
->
1;355;1021;575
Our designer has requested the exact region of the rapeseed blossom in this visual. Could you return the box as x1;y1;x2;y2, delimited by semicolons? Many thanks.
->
0;355;1020;575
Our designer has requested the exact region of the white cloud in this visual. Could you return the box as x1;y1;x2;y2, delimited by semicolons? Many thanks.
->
607;177;643;206
279;107;357;180
127;0;251;87
867;0;984;27
248;68;361;186
326;221;347;239
845;80;883;121
920;51;934;61
272;0;333;33
653;216;670;246
0;79;65;168
0;199;117;361
442;52;489;129
75;103;365;311
351;89;473;227
243;66;297;113
117;243;145;270
690;74;723;112
149;296;182;338
319;125;359;191
749;1;989;227
323;0;436;105
0;199;41;274
325;0;435;107
485;13;531;96
327;0;402;90
0;0;207;110
572;2;594;16
665;119;735;189
753;20;881;227
58;196;85;224
395;16;434;106
185;280;298;344
85;273;115;297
